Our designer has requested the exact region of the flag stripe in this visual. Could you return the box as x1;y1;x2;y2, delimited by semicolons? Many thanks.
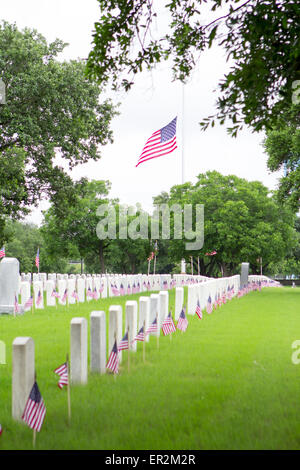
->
136;138;177;166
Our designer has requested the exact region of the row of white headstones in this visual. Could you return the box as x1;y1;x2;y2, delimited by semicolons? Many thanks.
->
17;273;214;310
11;274;243;422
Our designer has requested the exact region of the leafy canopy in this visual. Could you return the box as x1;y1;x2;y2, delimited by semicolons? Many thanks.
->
87;0;300;136
0;21;118;240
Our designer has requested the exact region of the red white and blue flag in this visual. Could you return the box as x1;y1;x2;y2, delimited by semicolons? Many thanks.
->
162;312;176;336
54;362;69;389
93;287;99;300
52;289;60;299
133;326;145;342
206;295;213;314
0;246;5;259
146;317;158;335
14;295;19;314
61;289;68;303
195;299;202;319
118;331;129;351
36;290;43;306
177;309;188;332
106;340;119;374
72;290;79;302
119;284;125;296
22;381;46;432
24;296;33;311
136;117;177;167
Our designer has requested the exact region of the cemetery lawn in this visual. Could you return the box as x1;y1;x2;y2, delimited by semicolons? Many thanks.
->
1;287;300;450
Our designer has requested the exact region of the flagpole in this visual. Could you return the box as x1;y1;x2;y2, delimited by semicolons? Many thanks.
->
114;333;117;381
33;370;37;448
66;354;71;425
127;324;130;373
143;321;146;363
156;312;159;350
181;83;185;185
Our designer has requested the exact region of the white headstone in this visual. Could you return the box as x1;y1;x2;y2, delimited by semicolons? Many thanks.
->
20;281;31;311
33;281;44;309
139;297;150;342
175;287;184;320
0;258;22;314
109;305;123;362
158;291;169;327
125;301;138;351
12;337;35;421
46;280;56;307
149;294;160;336
77;278;85;302
70;317;88;384
90;311;106;374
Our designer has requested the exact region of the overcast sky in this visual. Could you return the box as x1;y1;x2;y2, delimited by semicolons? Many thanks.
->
1;0;283;224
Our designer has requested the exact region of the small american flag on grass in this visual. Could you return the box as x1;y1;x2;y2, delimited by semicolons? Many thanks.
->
36;290;43;306
106;340;119;374
146;317;158;335
136;117;177;167
71;290;79;302
54;362;69;389
133;326;145;342
177;309;188;332
22;382;46;432
195;299;202;319
52;289;60;299
0;246;5;258
206;295;213;314
86;287;93;298
162;312;176;336
119;284;125;296
24;296;33;310
61;289;68;303
118;331;129;351
14;295;19;314
93;287;99;300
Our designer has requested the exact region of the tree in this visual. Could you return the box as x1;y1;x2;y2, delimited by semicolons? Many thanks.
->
87;0;300;136
153;171;297;276
263;103;300;211
41;179;113;273
1;220;68;273
0;21;118;240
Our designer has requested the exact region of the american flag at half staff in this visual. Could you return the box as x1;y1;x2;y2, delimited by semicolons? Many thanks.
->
136;117;177;167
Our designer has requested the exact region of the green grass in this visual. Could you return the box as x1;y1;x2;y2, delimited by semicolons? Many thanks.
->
1;287;300;450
